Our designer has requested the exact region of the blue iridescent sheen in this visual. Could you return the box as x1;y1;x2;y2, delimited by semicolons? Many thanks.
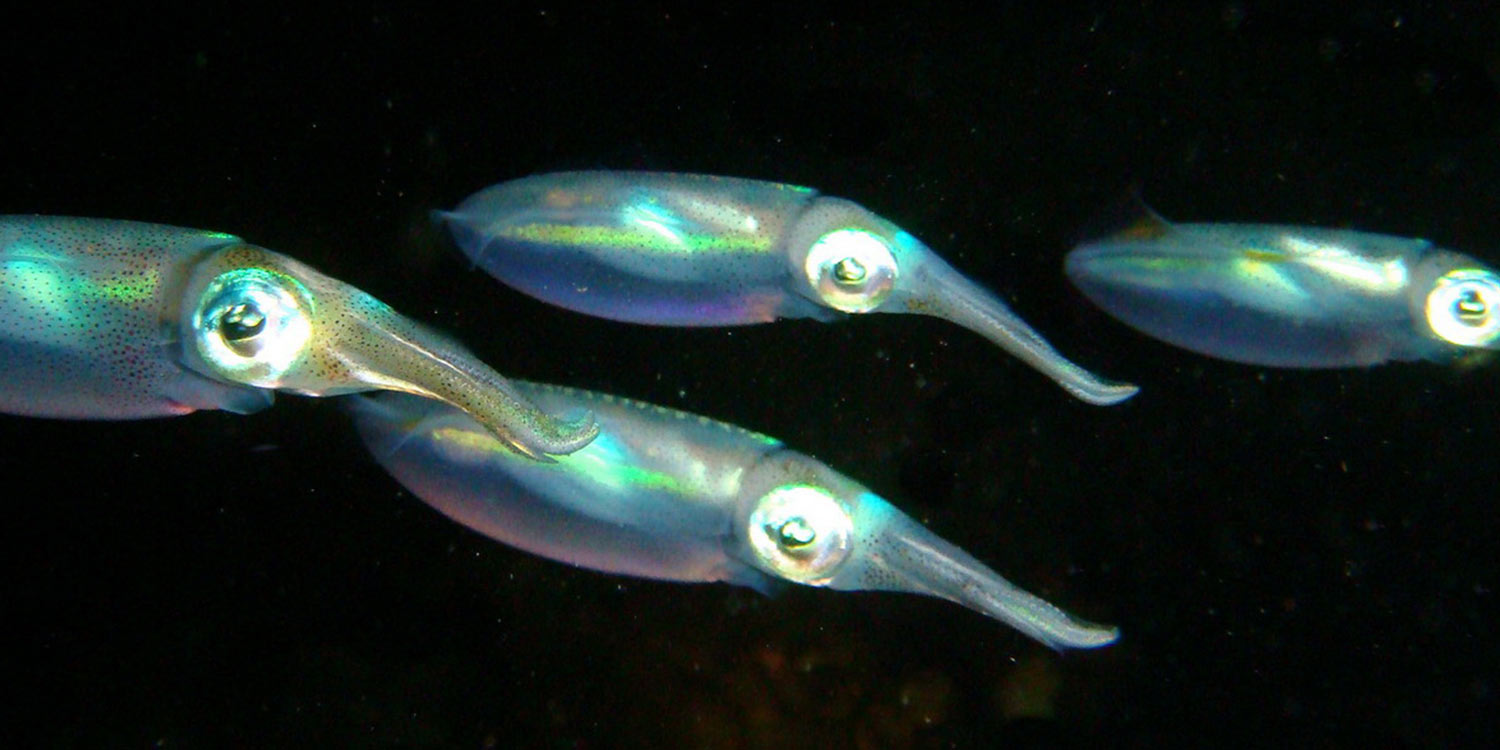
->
352;384;1119;650
437;171;1136;405
1066;203;1500;367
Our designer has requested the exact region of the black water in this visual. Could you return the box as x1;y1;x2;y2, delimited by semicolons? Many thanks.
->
3;4;1497;748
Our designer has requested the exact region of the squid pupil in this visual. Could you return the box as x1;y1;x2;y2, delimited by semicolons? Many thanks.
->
776;517;817;549
220;303;266;342
832;258;867;284
1454;289;1489;322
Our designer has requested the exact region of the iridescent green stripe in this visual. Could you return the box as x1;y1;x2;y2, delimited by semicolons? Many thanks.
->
430;425;692;496
499;223;772;255
567;432;689;494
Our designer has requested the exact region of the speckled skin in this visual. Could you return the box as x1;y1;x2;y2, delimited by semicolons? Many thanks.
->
0;215;271;418
0;215;594;460
177;243;597;459
352;385;1119;650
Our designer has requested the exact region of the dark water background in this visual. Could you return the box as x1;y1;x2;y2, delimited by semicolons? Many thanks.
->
2;3;1498;747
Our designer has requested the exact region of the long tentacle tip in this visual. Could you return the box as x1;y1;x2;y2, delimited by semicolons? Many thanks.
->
484;408;599;464
1059;623;1121;650
1069;380;1140;406
539;409;601;456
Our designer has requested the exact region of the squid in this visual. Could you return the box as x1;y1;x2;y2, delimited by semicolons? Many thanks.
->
351;384;1119;650
0;215;595;460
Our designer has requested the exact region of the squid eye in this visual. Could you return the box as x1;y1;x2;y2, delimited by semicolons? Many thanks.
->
191;269;313;385
776;516;817;548
746;484;853;584
218;302;268;352
832;257;867;284
1426;269;1500;347
804;228;898;313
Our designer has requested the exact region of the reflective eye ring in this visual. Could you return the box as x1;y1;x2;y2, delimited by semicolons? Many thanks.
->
191;268;313;384
746;484;853;584
1426;269;1500;348
804;228;898;313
